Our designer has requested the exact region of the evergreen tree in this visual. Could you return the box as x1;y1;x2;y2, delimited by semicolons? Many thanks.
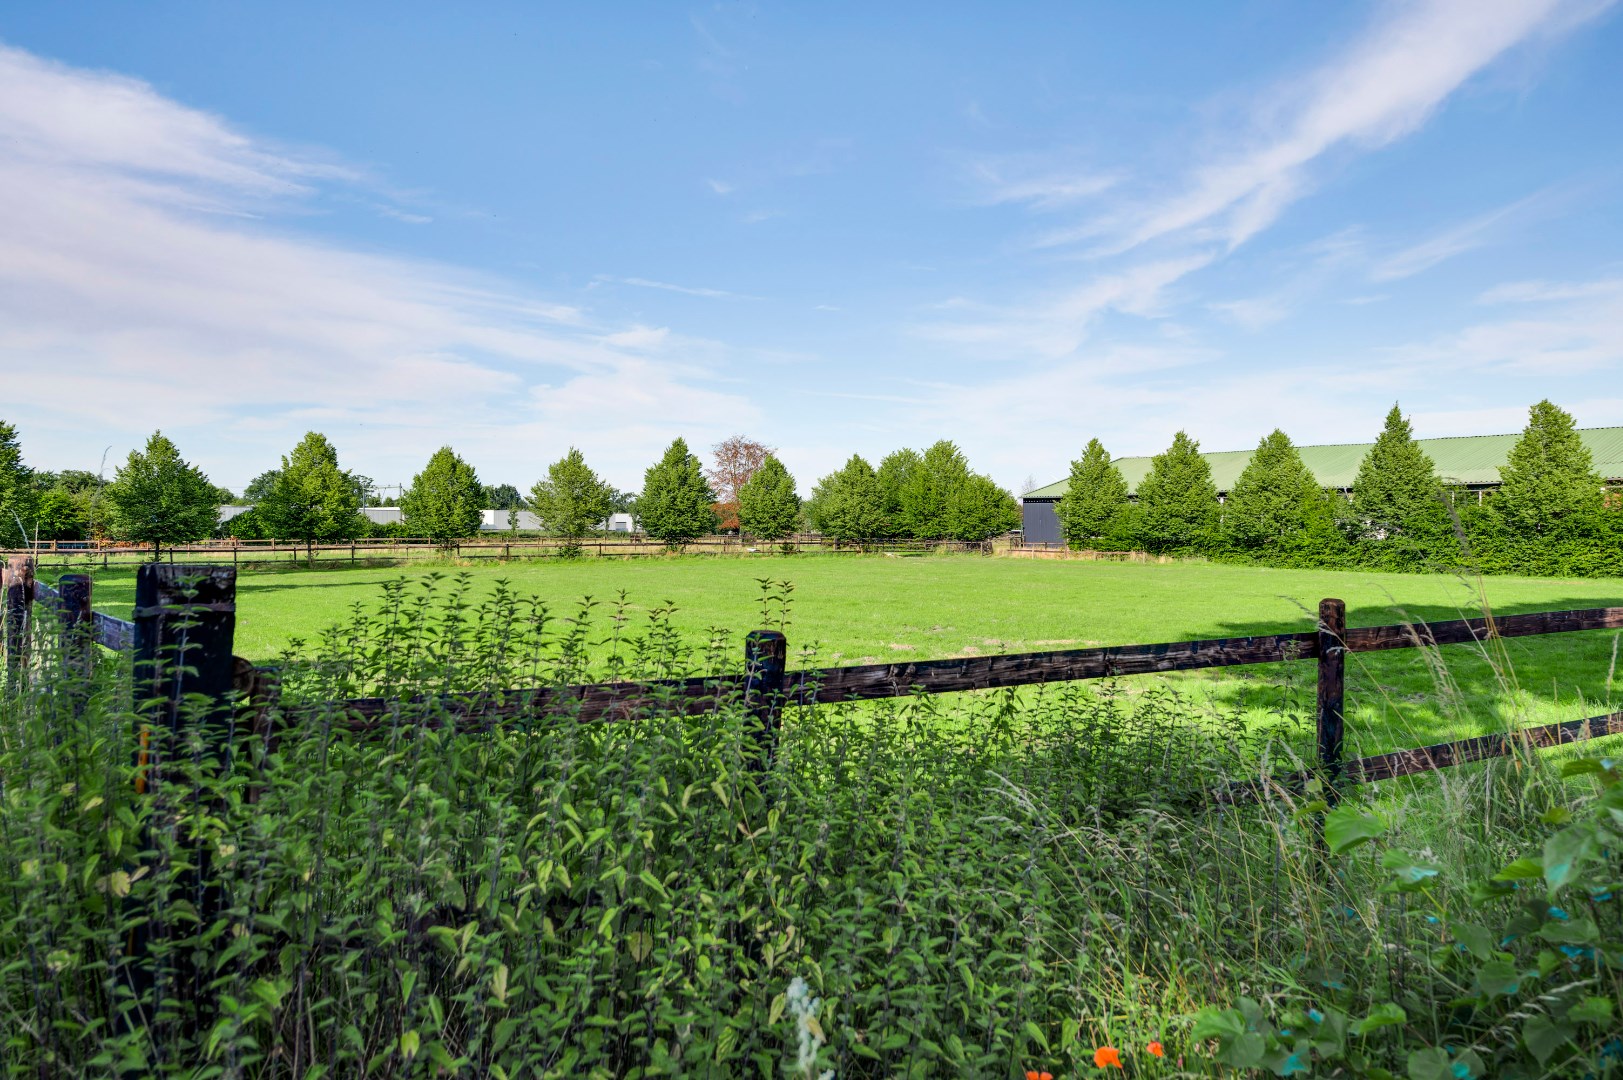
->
400;446;484;547
1055;438;1128;548
1133;431;1219;553
0;421;36;547
807;455;887;543
103;431;220;560
638;438;717;548
1494;399;1604;538
1350;405;1445;540
529;448;614;555
258;432;365;560
737;454;801;542
1222;430;1325;550
875;449;921;539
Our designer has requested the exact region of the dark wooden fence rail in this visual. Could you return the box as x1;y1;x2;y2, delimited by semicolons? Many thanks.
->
6;559;1623;804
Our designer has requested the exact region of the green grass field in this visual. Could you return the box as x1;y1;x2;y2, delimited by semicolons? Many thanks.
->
53;553;1623;755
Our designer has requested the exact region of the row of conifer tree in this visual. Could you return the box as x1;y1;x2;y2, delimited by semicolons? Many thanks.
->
1055;400;1622;577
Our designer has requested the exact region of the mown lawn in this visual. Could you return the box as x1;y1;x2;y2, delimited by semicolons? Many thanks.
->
51;553;1623;755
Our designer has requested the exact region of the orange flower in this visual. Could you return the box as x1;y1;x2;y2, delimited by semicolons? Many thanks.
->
1147;1041;1165;1058
1025;1072;1053;1080
1094;1046;1123;1069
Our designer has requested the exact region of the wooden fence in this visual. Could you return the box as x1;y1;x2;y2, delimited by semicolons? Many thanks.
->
1;535;994;571
5;557;1623;804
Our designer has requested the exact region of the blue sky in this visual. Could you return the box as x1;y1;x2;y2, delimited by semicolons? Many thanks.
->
3;1;1621;496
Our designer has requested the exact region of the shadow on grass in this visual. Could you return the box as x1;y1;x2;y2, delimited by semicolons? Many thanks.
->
1192;593;1623;756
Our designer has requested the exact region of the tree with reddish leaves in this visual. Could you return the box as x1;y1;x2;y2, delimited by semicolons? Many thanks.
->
707;434;775;532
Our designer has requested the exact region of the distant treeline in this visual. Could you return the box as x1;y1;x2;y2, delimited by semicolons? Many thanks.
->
1054;401;1623;578
0;424;1019;556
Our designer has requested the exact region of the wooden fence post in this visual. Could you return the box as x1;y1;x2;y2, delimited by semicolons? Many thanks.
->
1317;597;1347;806
129;563;237;1030
133;564;238;788
3;555;35;685
743;630;788;771
56;573;95;686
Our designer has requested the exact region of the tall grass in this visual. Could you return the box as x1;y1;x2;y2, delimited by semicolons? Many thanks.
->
0;575;1618;1077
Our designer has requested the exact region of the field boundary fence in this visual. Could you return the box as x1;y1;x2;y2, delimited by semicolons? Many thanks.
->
6;556;1623;808
0;534;994;571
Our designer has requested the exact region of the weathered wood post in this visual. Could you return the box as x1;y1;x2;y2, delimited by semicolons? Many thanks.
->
56;573;95;687
129;563;238;1033
743;630;788;772
3;555;35;685
1317;598;1347;806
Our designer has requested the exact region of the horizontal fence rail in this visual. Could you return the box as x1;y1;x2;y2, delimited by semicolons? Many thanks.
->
34;580;135;651
7;560;1623;807
1220;708;1623;805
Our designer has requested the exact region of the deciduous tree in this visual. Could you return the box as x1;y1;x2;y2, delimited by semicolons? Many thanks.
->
0;421;35;547
639;438;717;548
875;449;921;539
1055;438;1128;548
401;446;484;547
529;448;614;555
738;455;801;542
707;435;774;532
808;455;886;543
258;432;366;560
103;431;220;560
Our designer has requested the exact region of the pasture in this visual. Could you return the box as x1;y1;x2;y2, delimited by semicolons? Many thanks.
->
54;553;1623;755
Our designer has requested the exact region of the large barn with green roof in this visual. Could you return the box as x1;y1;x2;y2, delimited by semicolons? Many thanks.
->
1019;426;1623;546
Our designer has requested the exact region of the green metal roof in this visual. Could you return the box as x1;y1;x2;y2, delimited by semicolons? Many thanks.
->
1023;426;1623;500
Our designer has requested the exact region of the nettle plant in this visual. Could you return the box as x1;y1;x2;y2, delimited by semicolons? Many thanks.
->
1193;757;1623;1079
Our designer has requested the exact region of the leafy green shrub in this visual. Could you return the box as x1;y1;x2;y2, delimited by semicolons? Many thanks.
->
1191;765;1622;1078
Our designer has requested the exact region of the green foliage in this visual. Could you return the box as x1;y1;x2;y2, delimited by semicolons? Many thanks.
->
807;454;887;542
401;446;484;547
1350;404;1449;543
0;419;36;546
1495;399;1605;538
897;440;967;538
1196;756;1623;1078
1055;438;1128;548
1223;429;1339;552
529;447;613;554
0;578;1261;1076
737;454;801;541
103;430;219;558
32;486;89;541
481;482;526;511
894;440;1019;541
1133;431;1219;553
638;437;717;548
242;469;281;503
875;448;921;539
257;431;365;556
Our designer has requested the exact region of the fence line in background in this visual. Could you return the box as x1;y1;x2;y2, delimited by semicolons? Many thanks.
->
2;535;996;570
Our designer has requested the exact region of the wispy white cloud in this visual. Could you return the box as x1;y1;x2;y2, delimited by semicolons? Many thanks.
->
1387;275;1623;374
705;177;734;195
967;157;1119;210
0;40;757;485
1095;0;1611;254
605;275;756;300
1371;188;1560;280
